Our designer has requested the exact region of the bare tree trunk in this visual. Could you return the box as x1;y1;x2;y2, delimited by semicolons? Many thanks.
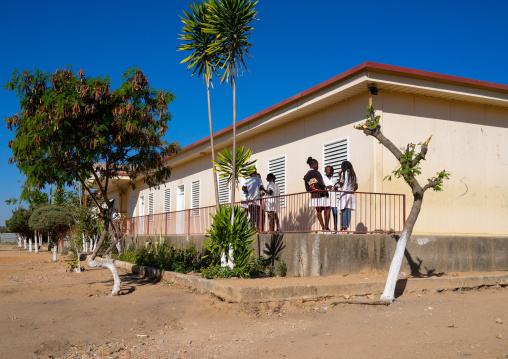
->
207;81;220;211
230;74;237;225
380;195;423;302
87;256;121;295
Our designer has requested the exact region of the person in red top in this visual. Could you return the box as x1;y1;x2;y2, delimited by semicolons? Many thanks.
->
303;157;330;231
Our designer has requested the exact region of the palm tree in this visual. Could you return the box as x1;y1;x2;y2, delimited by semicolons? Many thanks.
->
178;0;222;211
205;0;258;224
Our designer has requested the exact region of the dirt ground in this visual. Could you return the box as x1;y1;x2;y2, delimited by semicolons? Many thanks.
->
1;243;508;359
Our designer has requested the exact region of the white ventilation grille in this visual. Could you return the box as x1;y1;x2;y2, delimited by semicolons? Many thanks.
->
148;192;154;222
218;174;230;205
268;155;286;207
323;138;348;203
191;180;200;217
164;188;171;219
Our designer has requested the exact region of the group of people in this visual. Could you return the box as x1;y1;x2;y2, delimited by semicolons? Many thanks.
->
240;157;358;233
304;157;358;232
241;172;281;232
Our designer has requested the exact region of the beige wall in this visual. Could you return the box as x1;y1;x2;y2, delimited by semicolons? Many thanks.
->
114;91;508;236
380;91;508;235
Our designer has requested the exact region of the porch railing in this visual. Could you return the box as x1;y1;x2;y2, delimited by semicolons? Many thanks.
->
124;190;405;236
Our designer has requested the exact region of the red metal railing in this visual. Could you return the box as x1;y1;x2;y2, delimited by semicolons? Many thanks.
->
124;190;405;236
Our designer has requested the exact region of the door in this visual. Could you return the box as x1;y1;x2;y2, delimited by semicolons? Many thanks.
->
139;196;145;234
176;185;185;234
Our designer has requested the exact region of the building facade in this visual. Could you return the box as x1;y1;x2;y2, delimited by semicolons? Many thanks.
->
109;62;508;236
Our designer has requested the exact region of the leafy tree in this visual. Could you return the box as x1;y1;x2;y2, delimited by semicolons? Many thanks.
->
178;0;223;210
355;105;450;302
6;208;32;239
205;0;258;222
5;182;48;209
29;206;73;261
4;66;179;295
0;226;7;234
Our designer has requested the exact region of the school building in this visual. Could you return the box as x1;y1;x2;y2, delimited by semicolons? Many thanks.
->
109;62;508;238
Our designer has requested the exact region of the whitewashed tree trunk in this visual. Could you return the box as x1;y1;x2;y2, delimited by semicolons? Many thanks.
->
34;239;38;254
89;237;93;253
88;257;121;296
75;252;82;273
17;235;22;247
52;243;58;262
29;238;32;253
83;234;87;253
39;233;42;246
23;237;27;249
380;196;422;302
93;236;97;252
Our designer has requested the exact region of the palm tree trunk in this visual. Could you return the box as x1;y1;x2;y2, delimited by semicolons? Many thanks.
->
230;72;237;225
207;81;220;211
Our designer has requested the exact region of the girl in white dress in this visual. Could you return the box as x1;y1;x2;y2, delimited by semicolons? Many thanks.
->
337;161;358;231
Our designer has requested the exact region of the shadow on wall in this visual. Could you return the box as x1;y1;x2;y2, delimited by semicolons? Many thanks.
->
391;235;445;278
261;233;286;267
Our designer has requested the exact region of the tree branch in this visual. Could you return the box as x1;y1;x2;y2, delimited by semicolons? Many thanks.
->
423;179;440;193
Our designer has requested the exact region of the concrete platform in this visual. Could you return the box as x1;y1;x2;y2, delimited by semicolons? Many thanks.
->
113;259;508;303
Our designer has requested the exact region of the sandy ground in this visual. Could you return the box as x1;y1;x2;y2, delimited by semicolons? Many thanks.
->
1;243;508;359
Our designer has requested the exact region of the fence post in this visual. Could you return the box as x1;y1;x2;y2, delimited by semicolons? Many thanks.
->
402;194;406;227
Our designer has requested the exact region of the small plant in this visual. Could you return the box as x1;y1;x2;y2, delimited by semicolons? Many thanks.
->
277;261;287;277
61;246;71;256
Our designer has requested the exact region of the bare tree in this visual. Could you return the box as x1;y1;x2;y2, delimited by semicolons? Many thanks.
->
355;104;450;302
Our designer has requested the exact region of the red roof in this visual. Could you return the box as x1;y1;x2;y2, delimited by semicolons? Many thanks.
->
171;61;508;159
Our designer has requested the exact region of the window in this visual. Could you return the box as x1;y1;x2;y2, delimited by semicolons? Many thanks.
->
323;138;348;203
323;137;348;178
164;188;171;219
218;174;230;205
191;180;200;217
268;155;286;207
148;192;154;222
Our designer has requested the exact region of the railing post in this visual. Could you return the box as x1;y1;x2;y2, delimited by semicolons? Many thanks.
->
188;209;191;235
402;194;406;228
147;215;149;235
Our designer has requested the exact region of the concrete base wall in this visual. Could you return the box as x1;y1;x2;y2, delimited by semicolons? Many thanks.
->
122;234;508;277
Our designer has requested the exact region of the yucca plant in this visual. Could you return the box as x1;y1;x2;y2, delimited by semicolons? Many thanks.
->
204;205;257;272
212;146;257;190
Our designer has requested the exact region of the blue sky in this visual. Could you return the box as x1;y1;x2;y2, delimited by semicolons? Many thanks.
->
0;0;506;225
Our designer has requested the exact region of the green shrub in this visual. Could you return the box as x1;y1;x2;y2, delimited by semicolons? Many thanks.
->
134;238;205;274
203;205;257;274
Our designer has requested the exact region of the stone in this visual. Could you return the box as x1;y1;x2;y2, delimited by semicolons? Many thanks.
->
496;333;503;339
100;346;120;356
367;294;375;300
119;351;131;358
343;295;350;300
496;318;504;324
